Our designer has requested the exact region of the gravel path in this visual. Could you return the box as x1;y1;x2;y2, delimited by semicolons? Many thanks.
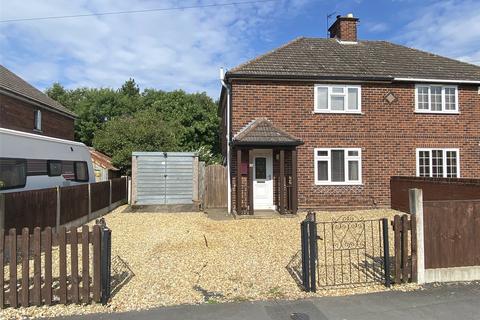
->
1;207;418;319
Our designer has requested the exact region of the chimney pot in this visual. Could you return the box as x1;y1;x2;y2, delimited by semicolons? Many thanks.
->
328;13;359;42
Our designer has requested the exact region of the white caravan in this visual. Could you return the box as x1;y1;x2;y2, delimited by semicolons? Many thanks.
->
0;128;95;193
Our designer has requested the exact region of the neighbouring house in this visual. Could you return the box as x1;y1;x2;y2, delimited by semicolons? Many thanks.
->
0;64;76;140
219;14;480;213
89;147;121;182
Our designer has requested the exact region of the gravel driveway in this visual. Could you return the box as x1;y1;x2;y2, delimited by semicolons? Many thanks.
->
2;206;417;319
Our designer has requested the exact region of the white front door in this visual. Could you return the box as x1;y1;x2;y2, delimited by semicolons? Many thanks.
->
251;149;274;210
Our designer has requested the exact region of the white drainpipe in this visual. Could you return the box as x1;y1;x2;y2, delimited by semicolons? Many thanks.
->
220;68;232;214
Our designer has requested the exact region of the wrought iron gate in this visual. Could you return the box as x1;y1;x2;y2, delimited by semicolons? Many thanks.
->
300;213;391;292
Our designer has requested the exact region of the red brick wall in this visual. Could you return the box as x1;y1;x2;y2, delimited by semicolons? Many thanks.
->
329;18;358;42
226;80;480;210
0;93;75;140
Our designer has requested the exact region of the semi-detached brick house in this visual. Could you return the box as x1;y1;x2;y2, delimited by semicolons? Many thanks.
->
0;65;76;140
218;14;480;213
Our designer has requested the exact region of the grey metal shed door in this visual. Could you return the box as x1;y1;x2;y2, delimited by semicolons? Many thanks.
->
136;153;193;205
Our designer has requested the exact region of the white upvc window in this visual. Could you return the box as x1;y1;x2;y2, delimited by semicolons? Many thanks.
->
34;110;42;131
314;85;361;113
416;148;460;178
415;84;459;113
314;148;362;185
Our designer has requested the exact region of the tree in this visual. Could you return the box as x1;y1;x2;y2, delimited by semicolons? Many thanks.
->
46;80;142;145
93;109;178;174
46;81;221;171
120;78;140;97
149;90;220;157
45;82;68;105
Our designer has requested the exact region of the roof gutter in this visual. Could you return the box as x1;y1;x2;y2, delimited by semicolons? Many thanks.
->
394;77;480;84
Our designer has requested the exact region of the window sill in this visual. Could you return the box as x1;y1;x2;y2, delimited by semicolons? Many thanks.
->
315;182;364;186
414;110;460;115
313;111;363;115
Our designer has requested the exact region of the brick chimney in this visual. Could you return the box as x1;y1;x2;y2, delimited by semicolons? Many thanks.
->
328;13;359;42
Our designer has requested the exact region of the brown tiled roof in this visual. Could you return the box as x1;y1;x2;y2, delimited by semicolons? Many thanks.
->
227;38;480;82
0;65;76;117
233;118;303;146
89;148;119;171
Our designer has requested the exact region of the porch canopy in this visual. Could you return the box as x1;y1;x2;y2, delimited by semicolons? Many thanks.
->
233;117;303;147
232;118;303;215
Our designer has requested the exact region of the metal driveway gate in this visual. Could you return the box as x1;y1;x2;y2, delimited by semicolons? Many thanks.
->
132;152;197;205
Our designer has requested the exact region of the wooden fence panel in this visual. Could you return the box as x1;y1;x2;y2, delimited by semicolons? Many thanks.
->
1;225;106;309
111;178;127;203
91;181;110;212
9;228;17;308
70;227;79;304
44;227;53;306
33;228;41;306
60;185;89;225
423;200;480;269
58;227;67;304
21;228;29;307
204;165;227;208
393;215;401;283
82;225;90;304
5;188;57;231
392;214;415;284
390;176;480;213
401;215;409;283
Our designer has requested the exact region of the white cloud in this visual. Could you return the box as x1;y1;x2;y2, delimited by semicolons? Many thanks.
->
396;0;480;65
0;0;311;97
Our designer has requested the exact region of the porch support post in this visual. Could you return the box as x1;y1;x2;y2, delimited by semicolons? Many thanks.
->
248;149;254;215
236;148;242;214
279;149;285;214
292;149;298;214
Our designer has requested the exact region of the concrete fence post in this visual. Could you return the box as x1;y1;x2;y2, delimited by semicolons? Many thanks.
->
409;188;425;284
56;186;61;230
0;193;5;231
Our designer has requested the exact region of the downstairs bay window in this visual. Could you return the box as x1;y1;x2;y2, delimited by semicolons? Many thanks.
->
416;148;460;178
314;148;362;185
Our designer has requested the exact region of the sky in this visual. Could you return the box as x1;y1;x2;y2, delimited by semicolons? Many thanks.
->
0;0;479;99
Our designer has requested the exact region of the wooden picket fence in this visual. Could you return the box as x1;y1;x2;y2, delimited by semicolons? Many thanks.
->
2;177;128;232
0;224;111;308
392;214;417;284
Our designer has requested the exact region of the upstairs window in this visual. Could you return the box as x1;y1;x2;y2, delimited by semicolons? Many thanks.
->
415;85;458;113
314;85;361;113
314;148;362;185
34;110;42;131
416;148;459;178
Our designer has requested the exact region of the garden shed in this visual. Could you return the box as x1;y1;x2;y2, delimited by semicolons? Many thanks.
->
131;152;200;210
